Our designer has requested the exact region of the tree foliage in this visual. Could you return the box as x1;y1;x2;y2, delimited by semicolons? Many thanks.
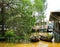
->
0;0;46;42
5;0;35;36
33;0;46;26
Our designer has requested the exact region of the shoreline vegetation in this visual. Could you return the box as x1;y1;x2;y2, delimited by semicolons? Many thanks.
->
0;31;53;43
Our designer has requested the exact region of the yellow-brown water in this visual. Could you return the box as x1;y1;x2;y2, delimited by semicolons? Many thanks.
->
0;41;60;47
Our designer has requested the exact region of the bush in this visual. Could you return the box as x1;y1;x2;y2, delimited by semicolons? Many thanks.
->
5;29;15;42
5;29;15;37
4;29;31;43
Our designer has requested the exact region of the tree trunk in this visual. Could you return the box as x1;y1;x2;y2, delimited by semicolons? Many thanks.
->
1;1;5;36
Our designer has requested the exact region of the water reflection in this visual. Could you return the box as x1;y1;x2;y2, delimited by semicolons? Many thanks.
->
0;41;60;47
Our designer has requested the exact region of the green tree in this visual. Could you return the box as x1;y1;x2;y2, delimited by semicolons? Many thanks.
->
0;0;46;42
0;0;34;35
5;0;35;42
33;0;46;27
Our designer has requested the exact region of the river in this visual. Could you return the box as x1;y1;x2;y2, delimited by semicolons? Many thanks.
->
0;41;60;47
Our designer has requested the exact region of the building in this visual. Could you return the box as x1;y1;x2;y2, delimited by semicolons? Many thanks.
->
49;12;60;42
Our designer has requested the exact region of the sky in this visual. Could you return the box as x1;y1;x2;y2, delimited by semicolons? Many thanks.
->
46;0;60;21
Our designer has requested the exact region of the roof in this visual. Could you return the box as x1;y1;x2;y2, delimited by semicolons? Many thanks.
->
49;12;60;21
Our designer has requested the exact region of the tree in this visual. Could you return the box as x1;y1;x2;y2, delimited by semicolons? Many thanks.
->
33;0;47;28
0;0;33;35
5;0;35;42
0;0;46;42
